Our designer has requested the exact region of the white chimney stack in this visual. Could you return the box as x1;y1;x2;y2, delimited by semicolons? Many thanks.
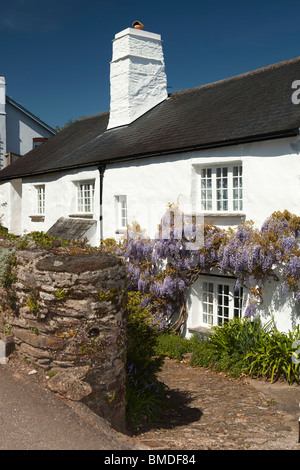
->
107;22;168;129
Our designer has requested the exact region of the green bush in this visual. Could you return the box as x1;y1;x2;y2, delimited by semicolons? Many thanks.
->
125;292;166;429
190;318;271;377
245;326;300;384
154;332;194;360
188;318;300;384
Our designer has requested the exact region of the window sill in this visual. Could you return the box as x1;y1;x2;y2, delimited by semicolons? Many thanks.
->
69;213;94;219
184;212;246;222
115;228;127;234
201;211;245;217
29;215;45;222
188;326;214;335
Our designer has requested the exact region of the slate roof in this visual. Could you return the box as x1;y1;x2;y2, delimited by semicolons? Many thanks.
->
0;56;300;181
47;217;95;241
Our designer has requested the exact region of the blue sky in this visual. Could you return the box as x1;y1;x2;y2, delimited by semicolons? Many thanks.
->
1;0;300;129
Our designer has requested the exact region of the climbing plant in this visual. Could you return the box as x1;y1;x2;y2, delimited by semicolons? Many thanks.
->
116;206;300;332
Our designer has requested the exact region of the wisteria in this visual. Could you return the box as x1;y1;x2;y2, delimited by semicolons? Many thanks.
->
112;206;300;331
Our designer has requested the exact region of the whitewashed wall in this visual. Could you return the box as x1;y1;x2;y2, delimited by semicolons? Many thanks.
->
1;134;299;333
102;135;300;334
186;275;300;337
103;135;300;239
2;133;299;245
0;167;100;243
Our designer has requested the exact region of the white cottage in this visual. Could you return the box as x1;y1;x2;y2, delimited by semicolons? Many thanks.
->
0;23;299;334
0;75;56;168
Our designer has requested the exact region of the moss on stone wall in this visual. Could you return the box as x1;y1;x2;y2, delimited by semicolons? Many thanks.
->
0;234;127;432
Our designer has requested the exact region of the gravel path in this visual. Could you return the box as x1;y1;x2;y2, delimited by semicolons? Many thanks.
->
133;358;300;450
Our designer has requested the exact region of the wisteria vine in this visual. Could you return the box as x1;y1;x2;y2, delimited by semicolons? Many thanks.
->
110;206;300;332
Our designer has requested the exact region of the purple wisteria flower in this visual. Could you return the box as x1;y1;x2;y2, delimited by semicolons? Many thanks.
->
117;208;300;328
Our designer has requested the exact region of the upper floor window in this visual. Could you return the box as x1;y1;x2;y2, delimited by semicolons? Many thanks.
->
201;165;243;212
77;181;95;213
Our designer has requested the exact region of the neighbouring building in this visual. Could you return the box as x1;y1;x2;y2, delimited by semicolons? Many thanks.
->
0;22;299;335
0;75;56;168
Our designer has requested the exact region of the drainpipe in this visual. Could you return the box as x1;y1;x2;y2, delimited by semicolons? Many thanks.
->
98;163;106;243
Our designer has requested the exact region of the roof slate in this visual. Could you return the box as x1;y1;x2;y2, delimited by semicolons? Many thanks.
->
1;56;300;181
47;217;95;241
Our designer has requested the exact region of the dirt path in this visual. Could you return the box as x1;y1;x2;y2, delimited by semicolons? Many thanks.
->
132;358;300;450
4;353;300;450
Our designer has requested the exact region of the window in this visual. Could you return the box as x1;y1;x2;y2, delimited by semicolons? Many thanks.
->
232;165;243;211
77;181;95;213
36;185;45;215
200;165;243;212
200;168;212;210
32;137;48;149
201;279;244;327
115;195;128;232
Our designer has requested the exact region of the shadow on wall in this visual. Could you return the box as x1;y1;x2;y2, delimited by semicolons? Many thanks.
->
257;274;300;331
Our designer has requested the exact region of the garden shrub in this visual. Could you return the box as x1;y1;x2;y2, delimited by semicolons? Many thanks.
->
245;325;300;384
188;318;300;384
125;291;166;429
154;332;193;360
189;318;271;377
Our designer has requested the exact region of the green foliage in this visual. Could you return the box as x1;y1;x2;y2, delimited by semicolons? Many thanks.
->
126;292;163;370
27;293;40;316
54;118;75;133
95;288;117;302
190;318;273;377
0;249;16;287
27;231;68;248
54;289;67;301
29;327;39;335
99;238;120;252
0;225;17;240
154;332;193;361
125;291;166;429
126;375;167;429
78;335;107;358
184;319;300;384
245;326;300;384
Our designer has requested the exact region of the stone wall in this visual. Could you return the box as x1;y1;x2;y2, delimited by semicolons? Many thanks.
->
0;242;127;432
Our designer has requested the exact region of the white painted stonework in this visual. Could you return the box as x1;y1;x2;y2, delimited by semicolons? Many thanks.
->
1;25;299;336
0;133;299;333
0;167;100;241
107;27;168;129
102;137;300;240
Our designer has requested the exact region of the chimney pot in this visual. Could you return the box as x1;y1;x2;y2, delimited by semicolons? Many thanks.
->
132;21;144;30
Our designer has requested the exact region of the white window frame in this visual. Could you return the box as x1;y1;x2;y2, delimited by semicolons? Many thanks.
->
199;276;245;328
200;164;243;212
115;195;128;233
36;185;45;215
77;181;95;214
